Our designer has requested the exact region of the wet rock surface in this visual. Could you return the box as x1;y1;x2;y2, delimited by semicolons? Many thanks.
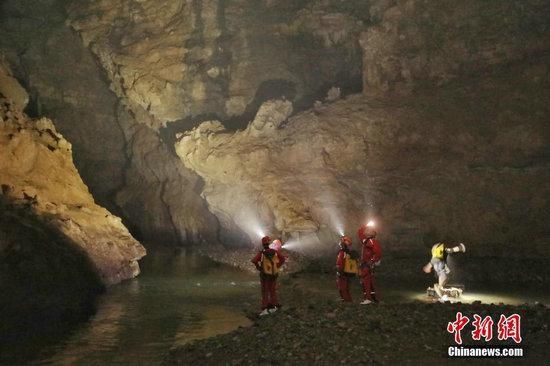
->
166;273;550;365
0;79;145;284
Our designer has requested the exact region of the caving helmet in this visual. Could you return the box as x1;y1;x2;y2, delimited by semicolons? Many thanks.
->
340;235;352;247
261;236;271;247
271;239;283;251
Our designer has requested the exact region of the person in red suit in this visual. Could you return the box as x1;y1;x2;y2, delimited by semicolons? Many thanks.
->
251;236;286;316
357;223;382;304
336;235;355;302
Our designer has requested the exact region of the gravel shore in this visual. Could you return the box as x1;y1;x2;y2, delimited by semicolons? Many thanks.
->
165;271;549;365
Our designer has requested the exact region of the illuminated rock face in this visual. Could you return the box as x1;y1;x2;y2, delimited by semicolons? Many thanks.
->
1;0;549;257
0;4;220;246
67;0;364;128
0;74;146;285
0;0;365;246
176;62;550;256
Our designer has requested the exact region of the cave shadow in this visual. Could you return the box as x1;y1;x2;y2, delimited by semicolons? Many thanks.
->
0;197;104;364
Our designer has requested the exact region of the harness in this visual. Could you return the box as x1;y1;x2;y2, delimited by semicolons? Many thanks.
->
261;250;280;276
342;250;359;276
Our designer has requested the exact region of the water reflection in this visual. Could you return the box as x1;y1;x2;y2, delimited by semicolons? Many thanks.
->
174;306;253;346
30;250;257;365
39;302;126;365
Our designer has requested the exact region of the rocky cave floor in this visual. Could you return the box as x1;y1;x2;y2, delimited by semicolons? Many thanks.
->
165;270;550;365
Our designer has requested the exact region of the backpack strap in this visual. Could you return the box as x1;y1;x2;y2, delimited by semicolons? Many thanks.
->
261;249;277;275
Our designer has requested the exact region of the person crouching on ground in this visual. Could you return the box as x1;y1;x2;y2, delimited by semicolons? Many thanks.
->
336;235;358;302
357;224;382;304
251;236;286;316
423;242;466;301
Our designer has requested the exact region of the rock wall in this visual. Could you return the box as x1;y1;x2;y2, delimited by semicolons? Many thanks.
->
0;0;371;247
360;0;550;94
175;57;550;258
0;71;146;284
2;0;549;259
0;0;220;246
67;0;365;128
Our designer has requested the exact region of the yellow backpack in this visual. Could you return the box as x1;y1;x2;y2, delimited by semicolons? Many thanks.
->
261;251;280;275
431;243;445;260
343;251;359;276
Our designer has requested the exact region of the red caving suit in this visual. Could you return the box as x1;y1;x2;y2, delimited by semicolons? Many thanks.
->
251;248;286;310
358;226;382;302
336;248;353;302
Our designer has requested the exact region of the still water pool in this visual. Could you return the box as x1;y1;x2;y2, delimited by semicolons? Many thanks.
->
27;250;258;365
4;251;548;365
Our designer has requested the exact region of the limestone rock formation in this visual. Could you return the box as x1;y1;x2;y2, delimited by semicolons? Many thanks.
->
0;62;28;110
0;2;220;246
0;82;146;284
67;0;364;128
176;60;550;257
2;0;549;263
360;0;550;94
0;0;366;247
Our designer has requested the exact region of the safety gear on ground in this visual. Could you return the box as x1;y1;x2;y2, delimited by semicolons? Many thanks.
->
261;236;271;246
434;283;444;297
439;294;450;303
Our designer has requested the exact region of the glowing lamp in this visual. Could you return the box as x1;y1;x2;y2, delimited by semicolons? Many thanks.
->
366;220;376;228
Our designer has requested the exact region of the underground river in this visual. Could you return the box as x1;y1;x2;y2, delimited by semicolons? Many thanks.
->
5;250;549;365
